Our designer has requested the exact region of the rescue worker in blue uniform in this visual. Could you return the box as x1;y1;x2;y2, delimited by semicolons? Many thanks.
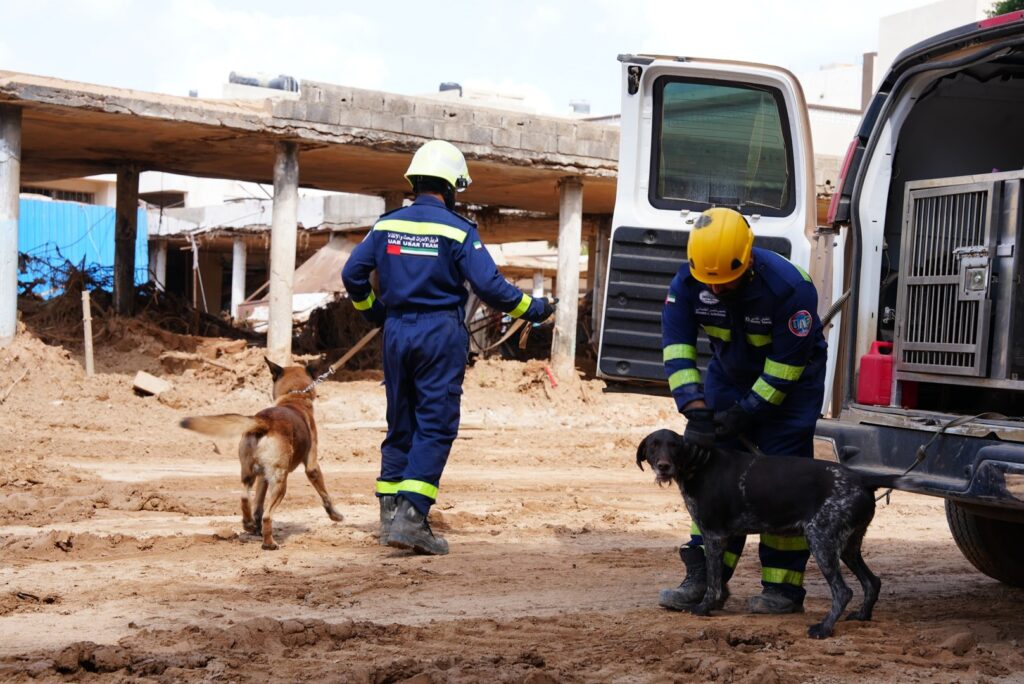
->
659;207;827;614
342;140;555;556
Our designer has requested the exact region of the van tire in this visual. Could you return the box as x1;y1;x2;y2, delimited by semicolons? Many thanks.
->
945;500;1024;587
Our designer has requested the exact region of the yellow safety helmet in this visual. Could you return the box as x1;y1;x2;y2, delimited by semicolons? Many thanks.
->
686;208;754;284
404;140;472;192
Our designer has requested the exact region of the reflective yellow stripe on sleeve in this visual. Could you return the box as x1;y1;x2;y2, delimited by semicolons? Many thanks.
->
745;332;772;347
764;358;805;381
352;291;376;311
668;368;701;391
663;344;698;362
508;293;532;318
374;219;468;243
702;325;732;342
396;479;439;500
375;480;401;495
752;377;786;405
760;534;810;551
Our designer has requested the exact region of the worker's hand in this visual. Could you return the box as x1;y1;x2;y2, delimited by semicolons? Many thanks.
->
682;407;716;449
532;297;556;322
713;403;754;441
365;303;387;327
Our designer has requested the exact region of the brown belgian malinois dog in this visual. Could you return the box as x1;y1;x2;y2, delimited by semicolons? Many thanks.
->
180;358;344;549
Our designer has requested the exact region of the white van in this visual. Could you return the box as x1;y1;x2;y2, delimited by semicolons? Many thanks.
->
598;11;1024;586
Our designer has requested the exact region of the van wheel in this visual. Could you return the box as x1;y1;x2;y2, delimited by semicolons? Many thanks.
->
945;500;1024;587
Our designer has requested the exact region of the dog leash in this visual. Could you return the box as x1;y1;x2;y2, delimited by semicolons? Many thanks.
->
739;434;767;458
290;326;381;395
471;317;528;353
874;411;1008;503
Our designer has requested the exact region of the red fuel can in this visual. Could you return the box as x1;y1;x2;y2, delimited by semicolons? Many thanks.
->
856;341;918;407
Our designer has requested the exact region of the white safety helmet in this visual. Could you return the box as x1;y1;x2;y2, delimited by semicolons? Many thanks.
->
404;140;472;192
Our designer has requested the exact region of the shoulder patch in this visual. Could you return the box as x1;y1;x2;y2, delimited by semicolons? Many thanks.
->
788;310;813;337
665;292;676;304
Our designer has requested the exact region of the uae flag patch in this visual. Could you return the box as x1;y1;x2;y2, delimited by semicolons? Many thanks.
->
473;240;483;250
387;243;438;257
665;292;676;304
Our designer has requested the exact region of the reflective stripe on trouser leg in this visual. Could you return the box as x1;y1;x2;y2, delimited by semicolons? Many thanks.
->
380;319;415;484
759;533;810;601
685;522;745;582
395;312;467;515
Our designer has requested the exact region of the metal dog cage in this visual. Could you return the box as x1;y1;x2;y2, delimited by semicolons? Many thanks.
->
893;171;1024;395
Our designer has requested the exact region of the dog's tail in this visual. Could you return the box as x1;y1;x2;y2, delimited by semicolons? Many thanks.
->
179;414;264;438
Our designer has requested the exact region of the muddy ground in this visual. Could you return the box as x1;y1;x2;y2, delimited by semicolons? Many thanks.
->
1;323;1022;683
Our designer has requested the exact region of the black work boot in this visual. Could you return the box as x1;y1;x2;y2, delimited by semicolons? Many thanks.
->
748;587;804;614
387;498;449;556
378;495;397;546
659;546;708;610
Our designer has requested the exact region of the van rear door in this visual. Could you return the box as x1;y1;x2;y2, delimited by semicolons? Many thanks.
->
597;54;819;382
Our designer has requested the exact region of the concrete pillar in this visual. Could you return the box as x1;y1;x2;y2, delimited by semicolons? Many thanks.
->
0;106;21;348
267;141;299;364
153;242;167;291
113;166;140;316
382;190;404;213
231;238;247;319
551;177;583;380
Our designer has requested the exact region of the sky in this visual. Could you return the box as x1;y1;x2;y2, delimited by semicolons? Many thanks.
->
0;0;948;116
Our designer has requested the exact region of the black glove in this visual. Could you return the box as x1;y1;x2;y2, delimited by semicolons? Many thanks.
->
533;297;556;322
714;404;754;441
365;303;387;327
682;407;716;449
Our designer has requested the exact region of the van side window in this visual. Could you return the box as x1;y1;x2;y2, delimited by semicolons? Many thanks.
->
651;78;794;217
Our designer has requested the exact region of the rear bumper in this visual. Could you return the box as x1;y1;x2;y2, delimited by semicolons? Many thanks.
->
816;417;1024;511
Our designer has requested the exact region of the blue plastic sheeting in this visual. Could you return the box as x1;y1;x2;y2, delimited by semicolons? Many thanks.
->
18;199;149;292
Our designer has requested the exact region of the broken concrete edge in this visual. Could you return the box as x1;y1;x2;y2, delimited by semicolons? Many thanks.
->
0;72;619;173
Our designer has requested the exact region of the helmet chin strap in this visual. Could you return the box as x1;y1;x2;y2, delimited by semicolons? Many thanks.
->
441;184;456;210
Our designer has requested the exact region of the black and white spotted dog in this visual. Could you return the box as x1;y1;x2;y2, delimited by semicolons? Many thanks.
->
636;428;901;639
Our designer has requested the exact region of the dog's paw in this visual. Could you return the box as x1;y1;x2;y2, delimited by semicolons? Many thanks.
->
807;623;832;639
243;523;260;535
326;507;344;522
261;542;279;551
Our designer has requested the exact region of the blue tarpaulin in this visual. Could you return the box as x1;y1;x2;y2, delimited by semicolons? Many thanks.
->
18;199;149;294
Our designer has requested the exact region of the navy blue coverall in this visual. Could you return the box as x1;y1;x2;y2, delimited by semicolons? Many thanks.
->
342;194;549;516
662;247;828;602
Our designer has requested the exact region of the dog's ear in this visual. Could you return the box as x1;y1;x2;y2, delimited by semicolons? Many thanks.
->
264;357;285;381
636;436;648;471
